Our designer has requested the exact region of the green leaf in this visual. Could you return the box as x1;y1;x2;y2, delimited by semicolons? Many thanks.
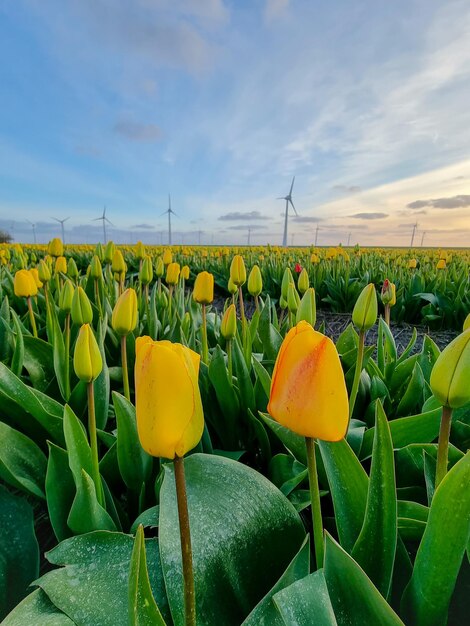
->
10;309;25;378
93;318;110;430
232;338;256;413
51;305;68;401
318;438;368;553
129;525;167;625
251;356;272;399
1;589;74;625
113;391;152;492
22;335;56;393
352;401;397;598
273;569;337;626
242;537;310;626
159;453;306;626
63;404;94;485
396;362;426;416
258;296;283;361
207;345;239;447
130;506;159;534
401;452;470;626
0;422;47;498
324;534;404;625
260;413;307;465
67;469;116;534
45;442;75;542
35;530;171;626
0;486;39;621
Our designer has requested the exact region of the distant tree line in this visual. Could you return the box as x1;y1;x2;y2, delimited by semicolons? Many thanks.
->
0;229;12;243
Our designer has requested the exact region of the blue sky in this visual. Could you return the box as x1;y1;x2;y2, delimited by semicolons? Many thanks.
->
1;0;470;246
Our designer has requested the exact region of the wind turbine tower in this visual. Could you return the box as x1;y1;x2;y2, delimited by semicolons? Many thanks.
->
278;176;298;247
314;225;319;247
51;216;70;243
93;206;113;243
161;195;177;245
410;222;418;247
27;220;37;244
420;231;426;247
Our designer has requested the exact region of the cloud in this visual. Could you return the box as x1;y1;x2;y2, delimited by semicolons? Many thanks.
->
333;185;362;194
226;224;267;231
350;212;388;220
218;210;269;221
291;216;322;223
406;194;470;209
113;120;162;142
131;223;155;229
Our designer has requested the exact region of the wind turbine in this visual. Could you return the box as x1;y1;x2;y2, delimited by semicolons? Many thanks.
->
278;176;298;247
314;225;320;247
93;206;113;243
247;226;252;246
420;231;426;247
26;220;37;244
160;195;177;245
51;216;70;243
410;221;418;247
347;232;351;247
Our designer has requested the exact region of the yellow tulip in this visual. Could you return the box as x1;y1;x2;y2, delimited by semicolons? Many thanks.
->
297;268;309;294
55;256;67;274
408;258;417;269
430;328;470;409
163;248;173;266
135;241;145;260
14;269;38;298
193;271;214;305
112;288;138;335
268;321;348;441
166;262;180;285
155;257;164;278
380;279;396;307
30;268;43;289
73;324;103;383
247;265;263;297
134;337;204;458
227;276;238;295
181;265;190;280
230;254;246;287
436;259;446;270
220;303;237;340
48;237;64;257
112;249;126;275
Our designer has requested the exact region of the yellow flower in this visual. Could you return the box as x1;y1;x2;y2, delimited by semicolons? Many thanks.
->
55;256;67;274
408;259;417;269
380;279;396;306
230;254;246;287
134;337;204;458
163;248;173;266
14;269;38;298
166;262;180;285
135;241;145;260
247;265;263;297
193;271;214;305
155;257;164;278
112;249;126;275
227;276;238;295
297;268;309;294
267;321;348;441
220;303;237;339
112;288;138;335
30;268;43;289
436;259;446;270
48;237;64;257
73;324;103;383
181;265;190;280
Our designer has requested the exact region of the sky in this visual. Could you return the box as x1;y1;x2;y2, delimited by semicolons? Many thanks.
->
0;0;470;247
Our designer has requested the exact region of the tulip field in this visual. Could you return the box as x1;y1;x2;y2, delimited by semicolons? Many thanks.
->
0;239;469;626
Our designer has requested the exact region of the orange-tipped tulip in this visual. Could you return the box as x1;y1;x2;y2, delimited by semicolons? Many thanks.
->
268;321;348;441
135;337;204;458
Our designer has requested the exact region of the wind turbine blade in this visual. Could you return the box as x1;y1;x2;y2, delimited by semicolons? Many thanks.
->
51;217;60;222
105;218;114;226
277;196;286;200
92;217;102;221
160;209;168;217
289;199;298;216
170;209;178;217
289;176;295;195
63;217;71;223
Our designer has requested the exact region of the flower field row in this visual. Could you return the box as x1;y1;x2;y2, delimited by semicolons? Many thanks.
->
0;238;469;625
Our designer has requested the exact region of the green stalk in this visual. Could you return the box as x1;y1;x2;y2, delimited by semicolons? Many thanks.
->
94;278;103;318
168;285;173;318
121;335;130;401
226;339;233;380
384;304;390;327
174;455;196;626
201;304;209;365
27;296;38;338
349;329;365;419
87;382;104;506
306;437;324;569
435;405;453;488
64;313;71;400
238;286;247;350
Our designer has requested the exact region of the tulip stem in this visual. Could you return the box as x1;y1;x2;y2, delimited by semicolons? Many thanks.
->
306;437;324;570
384;304;390;327
121;335;130;401
64;313;71;400
226;339;233;380
349;329;365;419
169;286;173;318
174;455;196;626
94;279;102;318
87;382;104;507
238;286;246;346
435;405;453;488
27;296;38;338
201;304;209;365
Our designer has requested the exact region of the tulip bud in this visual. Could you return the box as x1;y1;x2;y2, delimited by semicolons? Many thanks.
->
90;255;102;280
287;282;300;314
55;256;67;275
408;259;417;269
430;328;470;408
14;269;38;298
380;279;396;306
155;257;164;278
38;259;51;283
268;321;348;440
59;280;75;313
181;312;191;337
227;277;238;295
30;268;43;289
139;256;153;284
297;268;309;294
166;262;180;286
180;265;190;280
310;253;320;264
71;286;93;325
112;288;138;336
163;248;173;266
220;303;237;340
193;271;214;305
73;324;103;383
104;241;115;264
48;237;64;257
352;283;378;331
281;267;294;300
280;294;288;310
230;255;246;287
134;337;204;458
135;241;145;260
296;287;316;327
464;313;470;332
67;257;79;279
94;242;104;262
436;259;446;270
248;265;263;297
112;249;126;275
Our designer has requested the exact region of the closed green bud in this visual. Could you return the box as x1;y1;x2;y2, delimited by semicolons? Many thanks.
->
104;241;115;264
230;255;246;287
296;287;316;327
73;324;103;383
352;283;377;331
227;276;238;295
71;286;93;325
287;282;300;314
94;242;104;261
280;294;288;310
38;259;51;283
67;257;79;279
182;312;191;337
430;328;470;408
297;268;309;294
155;257;164;278
220;303;237;340
247;265;262;297
112;288;138;336
281;267;294;300
90;255;102;280
139;256;153;284
59;280;75;313
380;279;396;306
